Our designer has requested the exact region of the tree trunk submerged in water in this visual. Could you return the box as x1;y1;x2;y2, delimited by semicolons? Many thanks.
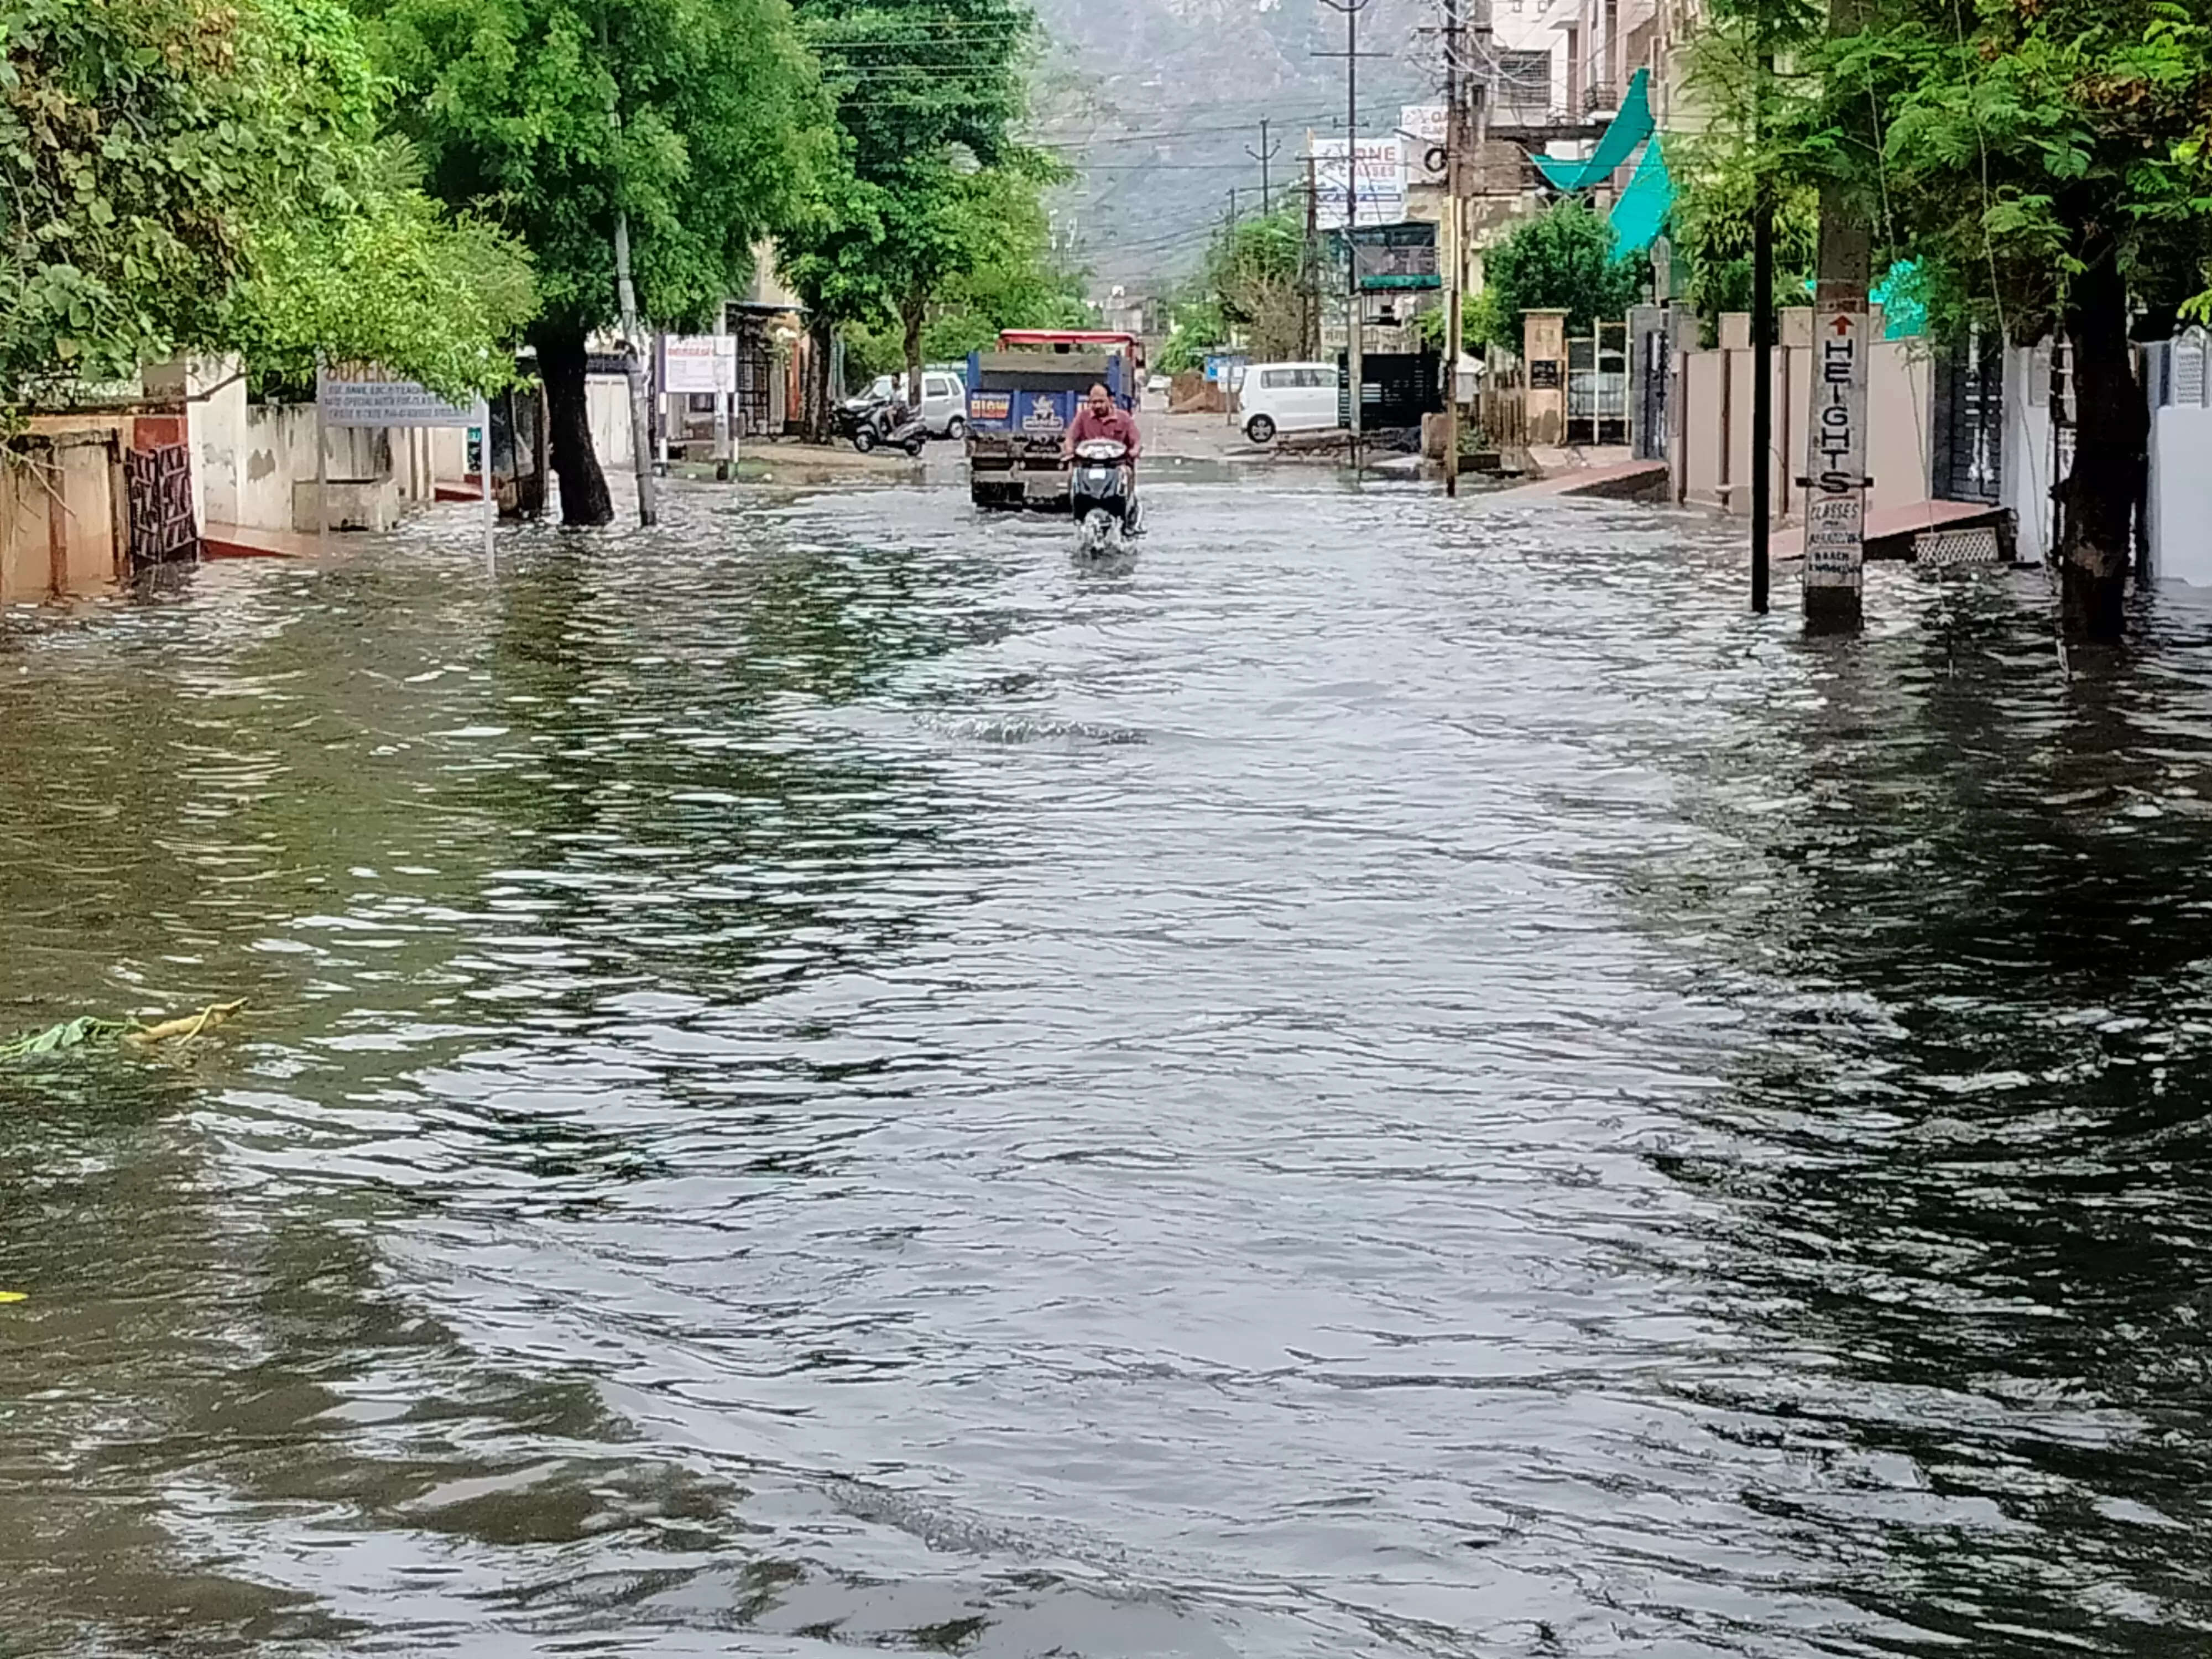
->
535;325;614;526
902;293;925;406
805;316;834;444
2058;236;2145;639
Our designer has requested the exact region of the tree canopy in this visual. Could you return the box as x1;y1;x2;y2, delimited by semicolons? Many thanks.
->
1155;206;1306;371
0;0;530;413
359;0;827;335
1469;199;1643;352
779;0;1044;419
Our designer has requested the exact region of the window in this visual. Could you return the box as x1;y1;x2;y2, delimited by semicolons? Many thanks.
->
1298;367;1334;388
1261;368;1293;389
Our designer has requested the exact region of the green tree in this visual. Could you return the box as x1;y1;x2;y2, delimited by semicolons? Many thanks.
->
0;0;527;416
1695;0;2212;632
233;143;537;399
781;0;1037;427
1668;155;1818;345
1468;198;1644;353
1206;208;1307;362
908;168;1098;361
361;0;828;521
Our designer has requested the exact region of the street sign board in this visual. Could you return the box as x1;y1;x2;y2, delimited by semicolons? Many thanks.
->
317;364;477;427
662;335;737;394
1803;304;1869;593
1311;137;1407;229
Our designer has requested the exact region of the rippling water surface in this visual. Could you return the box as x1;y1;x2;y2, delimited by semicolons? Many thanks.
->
3;477;2211;1657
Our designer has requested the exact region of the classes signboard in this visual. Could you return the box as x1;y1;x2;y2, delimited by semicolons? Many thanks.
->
1803;305;1870;589
316;363;478;427
1311;136;1407;229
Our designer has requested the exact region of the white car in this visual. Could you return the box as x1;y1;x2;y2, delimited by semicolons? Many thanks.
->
1146;373;1171;395
866;371;970;439
1239;362;1343;445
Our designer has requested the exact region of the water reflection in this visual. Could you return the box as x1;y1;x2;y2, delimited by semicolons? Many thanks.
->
1;483;2209;1655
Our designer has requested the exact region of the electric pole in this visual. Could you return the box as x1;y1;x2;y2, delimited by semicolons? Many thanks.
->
1316;0;1379;471
1750;50;1773;613
1304;148;1321;358
603;41;656;528
1443;0;1463;497
1248;118;1283;214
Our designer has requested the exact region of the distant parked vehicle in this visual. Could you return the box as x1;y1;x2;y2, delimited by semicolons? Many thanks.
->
1146;373;1170;395
861;371;969;439
1239;361;1343;445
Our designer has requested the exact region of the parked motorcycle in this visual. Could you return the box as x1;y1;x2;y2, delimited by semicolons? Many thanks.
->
853;400;928;457
1070;438;1136;554
830;392;886;444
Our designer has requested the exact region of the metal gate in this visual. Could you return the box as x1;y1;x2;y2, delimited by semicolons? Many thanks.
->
1634;320;1670;460
1931;325;2004;504
1335;349;1443;431
1567;320;1629;446
124;443;197;566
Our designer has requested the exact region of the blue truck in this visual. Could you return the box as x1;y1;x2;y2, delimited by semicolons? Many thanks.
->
964;330;1142;510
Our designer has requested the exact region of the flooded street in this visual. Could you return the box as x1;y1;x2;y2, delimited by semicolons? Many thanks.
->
4;474;2212;1657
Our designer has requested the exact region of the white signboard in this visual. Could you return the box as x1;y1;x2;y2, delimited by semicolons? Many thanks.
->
317;364;478;427
1401;105;1447;184
662;335;738;395
1803;305;1869;587
1312;136;1407;229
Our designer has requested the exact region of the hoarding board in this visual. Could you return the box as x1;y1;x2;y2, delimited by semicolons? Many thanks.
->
317;364;477;427
1311;136;1407;229
1401;105;1447;184
662;335;737;394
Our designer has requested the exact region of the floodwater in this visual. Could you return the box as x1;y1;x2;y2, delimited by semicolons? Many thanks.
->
3;477;2211;1658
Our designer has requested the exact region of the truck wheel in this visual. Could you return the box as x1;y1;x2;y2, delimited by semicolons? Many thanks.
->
1245;414;1276;445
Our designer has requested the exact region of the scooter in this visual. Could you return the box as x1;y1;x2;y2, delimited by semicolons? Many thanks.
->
831;391;887;445
853;401;928;457
1070;438;1136;554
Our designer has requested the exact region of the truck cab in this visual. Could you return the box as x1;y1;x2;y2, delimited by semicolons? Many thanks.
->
965;331;1141;510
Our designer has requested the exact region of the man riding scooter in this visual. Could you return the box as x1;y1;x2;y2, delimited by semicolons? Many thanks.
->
1062;383;1142;531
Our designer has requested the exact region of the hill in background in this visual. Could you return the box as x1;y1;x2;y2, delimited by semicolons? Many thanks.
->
1025;0;1435;296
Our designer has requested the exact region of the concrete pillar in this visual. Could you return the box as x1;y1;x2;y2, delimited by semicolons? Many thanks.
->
1524;308;1568;446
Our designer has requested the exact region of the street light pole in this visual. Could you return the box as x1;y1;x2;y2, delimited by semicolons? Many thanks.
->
1317;0;1375;472
1443;0;1463;498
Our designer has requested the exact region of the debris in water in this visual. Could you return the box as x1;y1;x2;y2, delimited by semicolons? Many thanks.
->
1;1000;246;1061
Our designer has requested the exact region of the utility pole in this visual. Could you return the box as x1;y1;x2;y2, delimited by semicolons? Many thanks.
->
1248;118;1283;214
712;299;732;482
1316;0;1379;472
603;40;656;528
1442;0;1463;498
1750;51;1773;614
1803;0;1871;629
1304;148;1321;358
